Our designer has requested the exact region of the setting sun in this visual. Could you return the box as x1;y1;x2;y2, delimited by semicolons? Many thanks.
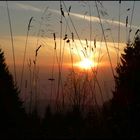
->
77;58;95;70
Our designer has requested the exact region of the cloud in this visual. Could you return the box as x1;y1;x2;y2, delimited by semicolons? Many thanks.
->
49;8;138;29
2;1;138;29
0;2;42;12
15;3;42;12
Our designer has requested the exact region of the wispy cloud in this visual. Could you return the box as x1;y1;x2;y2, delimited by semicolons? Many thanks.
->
15;3;42;12
2;1;138;29
49;8;138;29
0;2;42;12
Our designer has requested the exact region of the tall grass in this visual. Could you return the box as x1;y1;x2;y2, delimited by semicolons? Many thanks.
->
48;33;56;106
128;0;135;43
6;0;17;83
117;0;121;65
27;58;33;114
7;0;136;116
95;1;115;78
55;1;63;109
20;17;33;90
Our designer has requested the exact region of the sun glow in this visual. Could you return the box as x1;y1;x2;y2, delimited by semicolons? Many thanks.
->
76;58;95;70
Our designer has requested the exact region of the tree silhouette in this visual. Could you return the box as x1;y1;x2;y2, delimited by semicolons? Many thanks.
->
0;49;27;138
112;34;140;137
113;34;140;106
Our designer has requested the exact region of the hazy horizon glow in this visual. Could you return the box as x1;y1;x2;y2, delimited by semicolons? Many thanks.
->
0;1;139;113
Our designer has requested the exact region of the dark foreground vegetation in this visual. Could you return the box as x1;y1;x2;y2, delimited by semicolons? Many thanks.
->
1;34;140;139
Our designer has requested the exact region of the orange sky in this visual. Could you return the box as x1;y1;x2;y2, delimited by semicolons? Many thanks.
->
0;35;126;106
0;35;125;68
1;1;138;109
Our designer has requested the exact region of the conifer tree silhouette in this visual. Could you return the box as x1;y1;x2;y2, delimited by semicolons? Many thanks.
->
0;49;27;138
112;34;140;137
113;34;140;106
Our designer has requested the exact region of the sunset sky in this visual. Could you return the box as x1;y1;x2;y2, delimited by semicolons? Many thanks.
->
0;1;139;109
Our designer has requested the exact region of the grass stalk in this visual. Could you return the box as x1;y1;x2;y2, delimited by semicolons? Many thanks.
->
95;1;115;78
6;0;17;83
